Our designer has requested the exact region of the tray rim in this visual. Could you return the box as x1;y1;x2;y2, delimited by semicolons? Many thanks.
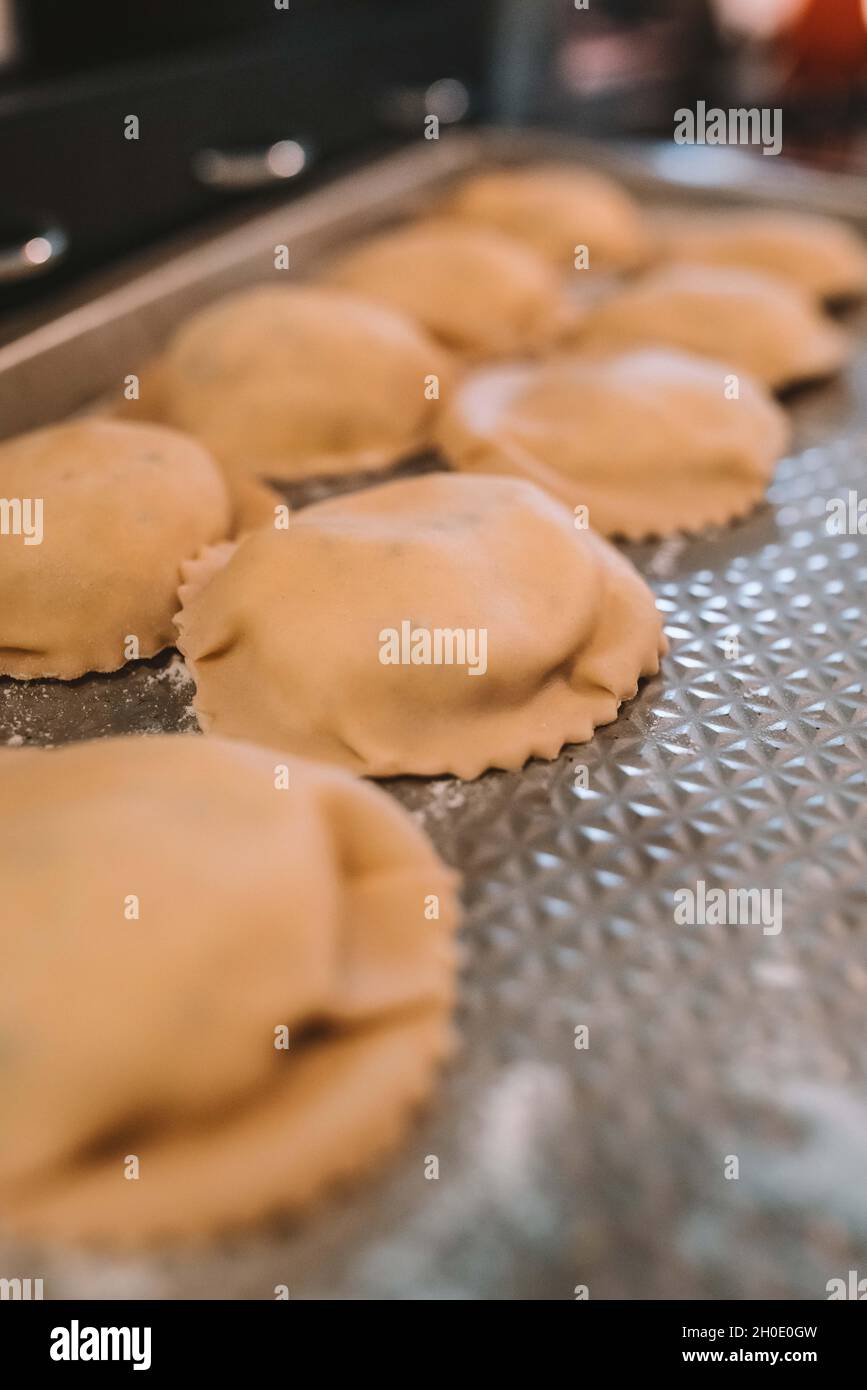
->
3;125;867;441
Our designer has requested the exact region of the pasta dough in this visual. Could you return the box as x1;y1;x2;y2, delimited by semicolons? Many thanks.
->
0;419;230;680
157;284;452;492
326;219;575;357
437;348;791;539
656;208;867;304
176;473;667;778
0;734;458;1245
441;164;650;271
574;263;850;390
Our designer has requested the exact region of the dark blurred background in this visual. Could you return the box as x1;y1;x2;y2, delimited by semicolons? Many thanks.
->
1;0;866;316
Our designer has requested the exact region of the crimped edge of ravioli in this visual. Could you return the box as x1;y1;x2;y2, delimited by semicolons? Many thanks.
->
436;357;791;541
0;1010;458;1248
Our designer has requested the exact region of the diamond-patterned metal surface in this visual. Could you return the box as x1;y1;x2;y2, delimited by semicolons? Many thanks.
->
4;384;867;1299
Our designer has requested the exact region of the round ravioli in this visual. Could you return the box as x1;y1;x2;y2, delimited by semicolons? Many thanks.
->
175;473;667;779
573;263;850;390
441;163;650;272
326;219;574;358
656;208;867;304
0;734;458;1245
437;348;791;539
158;284;452;491
0;419;230;680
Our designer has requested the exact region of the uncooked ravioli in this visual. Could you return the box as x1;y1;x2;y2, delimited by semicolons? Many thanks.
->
437;348;791;539
655;208;867;304
175;473;667;779
441;164;650;271
0;735;458;1245
156;284;452;493
326;219;575;358
573;263;850;390
0;419;230;680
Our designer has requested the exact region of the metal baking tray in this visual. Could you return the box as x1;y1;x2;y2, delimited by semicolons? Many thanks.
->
3;130;867;1300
